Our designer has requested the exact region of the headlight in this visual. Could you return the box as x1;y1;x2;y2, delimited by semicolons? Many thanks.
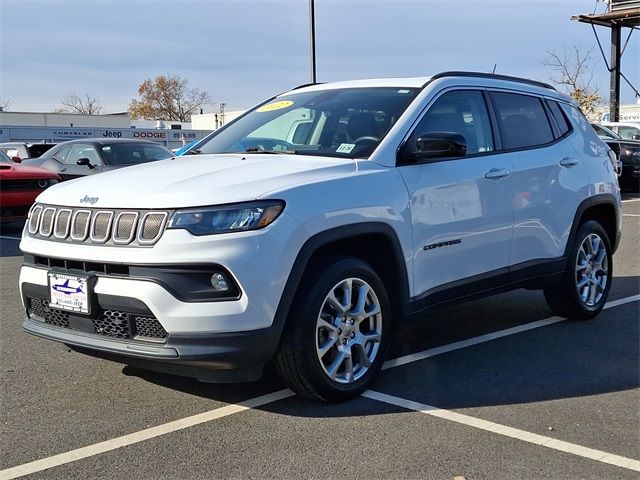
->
167;200;285;236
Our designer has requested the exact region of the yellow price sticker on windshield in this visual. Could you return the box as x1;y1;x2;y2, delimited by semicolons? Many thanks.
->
257;100;294;112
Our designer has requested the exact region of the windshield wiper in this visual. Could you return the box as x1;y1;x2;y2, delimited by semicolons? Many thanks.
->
244;148;298;155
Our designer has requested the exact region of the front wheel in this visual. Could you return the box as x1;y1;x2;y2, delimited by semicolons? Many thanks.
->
544;220;613;320
275;257;391;402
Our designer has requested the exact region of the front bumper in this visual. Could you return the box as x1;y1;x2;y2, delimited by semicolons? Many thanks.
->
22;317;280;381
20;275;282;379
18;213;309;380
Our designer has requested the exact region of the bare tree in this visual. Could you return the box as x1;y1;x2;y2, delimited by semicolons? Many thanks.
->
0;97;13;112
57;93;103;115
129;75;211;122
543;46;603;117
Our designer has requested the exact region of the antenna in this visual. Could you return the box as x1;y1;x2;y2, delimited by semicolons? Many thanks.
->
492;64;497;74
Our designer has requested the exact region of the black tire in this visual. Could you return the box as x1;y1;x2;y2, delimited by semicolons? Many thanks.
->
544;220;613;320
275;256;391;402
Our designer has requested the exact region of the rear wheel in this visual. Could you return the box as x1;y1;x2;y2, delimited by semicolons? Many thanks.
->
275;257;390;402
544;220;612;320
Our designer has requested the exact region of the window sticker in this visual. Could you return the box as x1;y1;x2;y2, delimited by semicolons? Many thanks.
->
256;100;294;112
336;143;356;154
397;89;411;94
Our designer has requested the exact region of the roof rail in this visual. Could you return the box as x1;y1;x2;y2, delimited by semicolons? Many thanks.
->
292;82;323;90
428;71;556;90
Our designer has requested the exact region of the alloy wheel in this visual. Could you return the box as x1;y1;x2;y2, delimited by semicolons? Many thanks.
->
575;233;609;307
315;278;382;384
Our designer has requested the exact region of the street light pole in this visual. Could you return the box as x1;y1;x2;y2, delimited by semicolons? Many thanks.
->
309;0;317;83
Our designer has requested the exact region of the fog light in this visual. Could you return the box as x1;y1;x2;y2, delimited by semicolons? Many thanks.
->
211;273;229;291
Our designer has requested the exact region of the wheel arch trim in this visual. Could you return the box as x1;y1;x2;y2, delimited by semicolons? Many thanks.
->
272;222;410;339
566;193;621;256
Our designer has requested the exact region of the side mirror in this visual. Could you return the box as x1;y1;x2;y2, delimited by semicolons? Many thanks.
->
76;158;95;169
411;132;467;161
632;135;640;141
11;156;22;164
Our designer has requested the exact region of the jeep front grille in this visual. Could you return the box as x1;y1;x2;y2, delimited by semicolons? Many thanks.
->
27;204;170;247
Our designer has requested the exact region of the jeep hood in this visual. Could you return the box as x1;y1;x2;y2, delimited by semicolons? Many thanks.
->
35;154;356;208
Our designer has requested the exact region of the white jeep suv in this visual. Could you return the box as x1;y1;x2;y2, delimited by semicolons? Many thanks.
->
19;72;622;401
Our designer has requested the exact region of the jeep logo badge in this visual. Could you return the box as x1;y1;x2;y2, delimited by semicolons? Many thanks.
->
80;195;99;205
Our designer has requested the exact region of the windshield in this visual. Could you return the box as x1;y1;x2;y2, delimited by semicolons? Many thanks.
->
0;150;11;163
196;87;419;159
100;143;173;165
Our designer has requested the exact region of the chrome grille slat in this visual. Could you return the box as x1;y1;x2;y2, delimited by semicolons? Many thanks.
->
71;210;91;241
113;212;138;245
28;205;43;234
138;212;168;245
39;208;56;237
28;204;168;246
90;211;114;243
53;209;72;239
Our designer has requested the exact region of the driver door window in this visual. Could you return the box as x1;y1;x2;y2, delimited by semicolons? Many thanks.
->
412;90;494;155
65;145;100;165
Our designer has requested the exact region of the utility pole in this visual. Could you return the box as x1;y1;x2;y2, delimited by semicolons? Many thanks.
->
610;24;621;122
309;0;317;83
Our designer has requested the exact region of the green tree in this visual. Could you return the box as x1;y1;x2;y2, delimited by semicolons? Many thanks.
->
129;75;211;122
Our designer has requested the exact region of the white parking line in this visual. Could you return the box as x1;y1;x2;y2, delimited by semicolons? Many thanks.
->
383;294;639;370
0;389;295;480
1;294;638;479
622;198;640;203
362;390;640;473
0;235;21;241
623;214;640;217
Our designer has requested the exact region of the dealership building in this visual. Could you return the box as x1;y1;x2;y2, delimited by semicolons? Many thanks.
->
0;110;245;149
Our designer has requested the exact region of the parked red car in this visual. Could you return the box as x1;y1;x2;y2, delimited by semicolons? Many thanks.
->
0;150;61;222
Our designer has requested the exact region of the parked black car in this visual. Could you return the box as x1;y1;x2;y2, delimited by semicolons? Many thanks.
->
20;138;174;181
592;123;640;192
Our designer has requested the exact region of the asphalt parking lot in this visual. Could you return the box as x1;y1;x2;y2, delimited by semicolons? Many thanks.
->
1;195;638;480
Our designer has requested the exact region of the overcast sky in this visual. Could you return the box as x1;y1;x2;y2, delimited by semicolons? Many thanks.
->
1;0;638;114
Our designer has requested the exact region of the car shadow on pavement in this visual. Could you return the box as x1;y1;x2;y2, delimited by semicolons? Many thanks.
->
121;275;640;414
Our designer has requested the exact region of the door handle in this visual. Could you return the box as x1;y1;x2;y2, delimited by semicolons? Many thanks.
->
560;157;579;168
60;167;67;172
485;168;510;180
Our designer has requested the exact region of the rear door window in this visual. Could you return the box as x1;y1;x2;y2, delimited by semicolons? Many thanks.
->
490;92;554;150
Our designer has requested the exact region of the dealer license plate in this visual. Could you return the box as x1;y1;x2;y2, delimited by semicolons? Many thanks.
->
48;272;90;314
